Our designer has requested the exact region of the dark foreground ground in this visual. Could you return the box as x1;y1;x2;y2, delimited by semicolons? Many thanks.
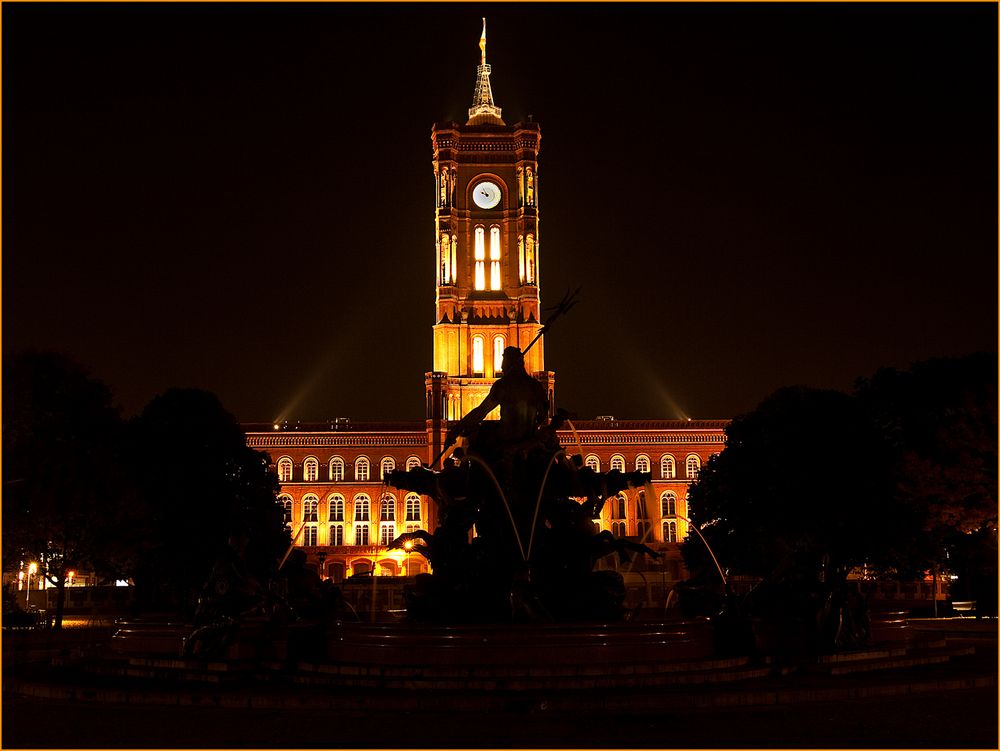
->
2;684;997;748
3;620;996;749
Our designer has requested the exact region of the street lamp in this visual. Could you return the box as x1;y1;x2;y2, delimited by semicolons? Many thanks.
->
404;539;414;577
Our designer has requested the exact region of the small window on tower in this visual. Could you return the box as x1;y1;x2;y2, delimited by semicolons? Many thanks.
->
525;234;536;284
474;226;486;290
472;336;485;376
489;225;501;290
518;235;525;284
493;336;505;377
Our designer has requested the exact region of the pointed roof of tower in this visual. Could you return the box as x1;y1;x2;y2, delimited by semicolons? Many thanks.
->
467;18;505;126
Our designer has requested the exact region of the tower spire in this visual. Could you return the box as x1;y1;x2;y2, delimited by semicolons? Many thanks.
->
468;17;504;125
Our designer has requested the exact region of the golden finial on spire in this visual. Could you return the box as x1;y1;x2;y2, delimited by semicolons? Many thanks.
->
479;17;487;65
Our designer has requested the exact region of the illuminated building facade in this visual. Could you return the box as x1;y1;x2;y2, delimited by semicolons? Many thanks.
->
244;25;726;583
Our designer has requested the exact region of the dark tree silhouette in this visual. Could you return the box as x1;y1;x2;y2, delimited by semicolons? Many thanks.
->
856;353;997;613
127;389;289;615
683;386;915;587
2;351;135;628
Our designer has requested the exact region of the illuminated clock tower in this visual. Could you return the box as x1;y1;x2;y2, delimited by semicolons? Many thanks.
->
425;20;555;460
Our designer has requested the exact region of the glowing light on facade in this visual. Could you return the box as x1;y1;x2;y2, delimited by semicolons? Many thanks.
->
493;336;504;377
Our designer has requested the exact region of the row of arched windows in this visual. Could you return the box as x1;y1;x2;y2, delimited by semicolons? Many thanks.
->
280;492;423;548
605;490;683;543
583;453;704;480
279;492;422;523
437;229;537;290
276;455;422;484
608;490;681;520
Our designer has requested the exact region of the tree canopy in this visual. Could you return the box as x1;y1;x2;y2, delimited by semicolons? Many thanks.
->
2;351;135;626
127;388;290;613
684;354;997;592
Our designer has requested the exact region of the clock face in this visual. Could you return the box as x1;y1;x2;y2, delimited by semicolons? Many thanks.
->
472;180;502;209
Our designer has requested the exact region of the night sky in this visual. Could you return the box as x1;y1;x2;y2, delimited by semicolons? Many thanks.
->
3;3;996;423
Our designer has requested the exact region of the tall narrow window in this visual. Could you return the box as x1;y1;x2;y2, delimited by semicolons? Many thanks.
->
353;495;371;531
685;454;701;479
329;524;344;546
303;496;319;522
518;235;525;284
526;167;535;206
303;457;319;482
355;457;370;482
517;166;524;206
474;226;486;290
379;495;396;521
614;493;627;519
660;492;677;517
380;457;395;480
380;523;395;546
660;454;676;480
277;457;293;483
489;226;501;290
492;336;505;377
662;520;677;543
303;525;318;547
472;336;485;375
440;234;451;285
612;521;626;537
355;524;370;546
525;234;536;284
636;491;648;519
450;236;457;284
278;495;293;524
329;457;345;481
328;494;345;522
405;493;421;522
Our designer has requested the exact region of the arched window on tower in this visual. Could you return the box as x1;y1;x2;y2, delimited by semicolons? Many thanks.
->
517;166;524;207
440;234;451;285
518;235;525;284
474;226;486;290
660;454;676;480
489;225;501;290
526;167;535;206
439;167;448;207
492;336;505;377
525;234;536;284
450;235;457;284
472;335;485;376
